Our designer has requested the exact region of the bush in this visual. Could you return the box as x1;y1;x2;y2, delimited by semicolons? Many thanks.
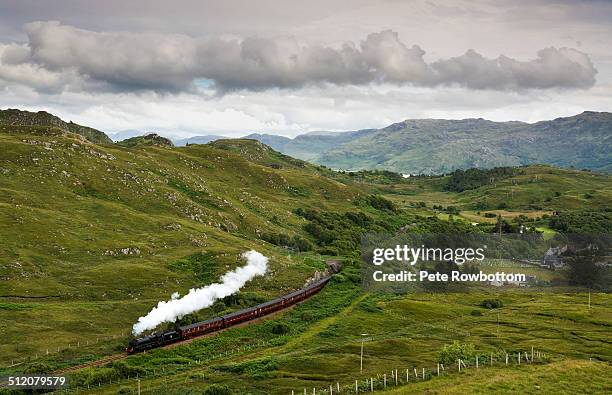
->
271;323;290;335
204;384;232;395
480;299;503;309
437;341;475;365
470;309;483;316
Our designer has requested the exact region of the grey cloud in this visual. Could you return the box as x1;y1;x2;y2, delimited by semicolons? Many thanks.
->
0;21;598;93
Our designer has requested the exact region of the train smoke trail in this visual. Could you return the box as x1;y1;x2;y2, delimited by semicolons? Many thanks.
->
132;250;268;335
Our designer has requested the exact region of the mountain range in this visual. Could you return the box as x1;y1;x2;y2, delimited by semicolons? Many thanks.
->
2;108;610;174
237;111;611;174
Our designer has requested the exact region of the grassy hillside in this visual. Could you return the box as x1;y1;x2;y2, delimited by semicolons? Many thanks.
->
0;115;610;393
0;108;113;144
0;125;366;364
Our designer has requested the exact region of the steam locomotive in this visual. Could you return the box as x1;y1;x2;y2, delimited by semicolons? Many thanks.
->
127;275;331;354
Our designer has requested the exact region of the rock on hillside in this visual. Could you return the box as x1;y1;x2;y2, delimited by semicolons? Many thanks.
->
0;108;113;144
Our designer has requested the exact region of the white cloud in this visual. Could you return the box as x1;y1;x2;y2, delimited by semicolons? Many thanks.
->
0;22;597;94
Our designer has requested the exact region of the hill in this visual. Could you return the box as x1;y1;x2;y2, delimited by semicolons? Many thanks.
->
116;133;175;148
0;108;113;144
239;112;612;174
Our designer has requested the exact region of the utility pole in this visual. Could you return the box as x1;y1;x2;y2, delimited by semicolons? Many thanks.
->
360;333;369;373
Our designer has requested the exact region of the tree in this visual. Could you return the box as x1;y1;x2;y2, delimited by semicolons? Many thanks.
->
565;245;604;289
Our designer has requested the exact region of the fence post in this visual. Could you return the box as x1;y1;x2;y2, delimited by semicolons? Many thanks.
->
355;380;358;394
476;356;479;369
505;353;508;365
406;368;409;382
437;363;440;376
518;353;521;365
370;378;373;392
383;374;386;388
458;359;461;372
490;353;493;366
422;367;425;379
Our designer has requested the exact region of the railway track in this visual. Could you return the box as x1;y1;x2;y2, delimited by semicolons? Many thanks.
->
55;353;127;374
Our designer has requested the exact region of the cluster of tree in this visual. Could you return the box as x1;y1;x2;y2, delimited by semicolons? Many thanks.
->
444;167;522;192
339;169;406;184
295;208;385;256
261;232;313;251
549;209;612;233
433;204;460;215
355;194;397;212
295;206;479;256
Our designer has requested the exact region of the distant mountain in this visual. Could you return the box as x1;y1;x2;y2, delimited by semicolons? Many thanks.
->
244;112;611;174
109;129;148;141
0;108;112;144
174;135;226;146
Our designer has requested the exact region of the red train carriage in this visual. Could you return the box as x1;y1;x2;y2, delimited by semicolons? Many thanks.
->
179;317;224;339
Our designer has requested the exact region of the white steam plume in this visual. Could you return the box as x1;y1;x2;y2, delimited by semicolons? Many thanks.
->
132;250;268;335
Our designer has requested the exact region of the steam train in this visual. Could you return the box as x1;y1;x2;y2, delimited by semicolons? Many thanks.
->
127;275;331;354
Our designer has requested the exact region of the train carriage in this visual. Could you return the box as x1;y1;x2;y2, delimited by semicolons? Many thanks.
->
179;317;223;339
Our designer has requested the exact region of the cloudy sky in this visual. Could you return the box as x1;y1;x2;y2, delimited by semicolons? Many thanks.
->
0;0;611;138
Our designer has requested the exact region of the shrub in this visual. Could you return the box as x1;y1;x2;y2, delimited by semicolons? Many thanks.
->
271;323;290;335
437;341;475;365
470;309;483;316
480;299;503;309
204;384;232;395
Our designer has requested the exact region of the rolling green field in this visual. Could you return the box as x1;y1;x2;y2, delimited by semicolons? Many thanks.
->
0;116;610;394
